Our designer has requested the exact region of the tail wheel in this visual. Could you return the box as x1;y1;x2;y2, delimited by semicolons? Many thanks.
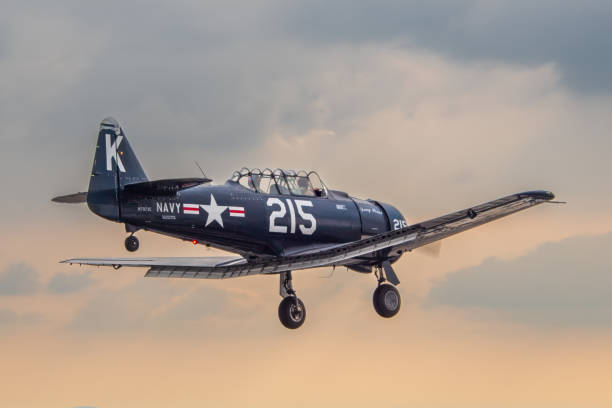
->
278;296;306;329
373;284;401;318
125;235;139;252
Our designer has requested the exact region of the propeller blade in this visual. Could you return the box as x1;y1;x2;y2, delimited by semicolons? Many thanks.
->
415;241;442;258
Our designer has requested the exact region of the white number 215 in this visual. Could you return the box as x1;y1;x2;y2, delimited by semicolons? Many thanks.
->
267;198;317;235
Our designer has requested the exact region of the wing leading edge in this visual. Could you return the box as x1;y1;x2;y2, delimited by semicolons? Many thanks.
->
62;190;556;279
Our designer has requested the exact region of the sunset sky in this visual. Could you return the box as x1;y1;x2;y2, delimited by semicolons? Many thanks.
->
2;1;612;407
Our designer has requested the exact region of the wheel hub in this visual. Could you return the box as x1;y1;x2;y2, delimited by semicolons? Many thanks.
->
289;302;303;322
383;290;399;311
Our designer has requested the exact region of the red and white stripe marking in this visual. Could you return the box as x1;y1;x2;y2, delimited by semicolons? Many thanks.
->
228;206;245;217
183;203;200;215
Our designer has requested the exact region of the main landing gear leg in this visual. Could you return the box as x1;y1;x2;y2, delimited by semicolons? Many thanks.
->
278;271;306;329
125;234;139;252
372;261;401;318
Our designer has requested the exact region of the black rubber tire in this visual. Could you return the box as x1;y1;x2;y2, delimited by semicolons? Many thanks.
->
278;296;306;329
125;235;139;252
373;284;401;318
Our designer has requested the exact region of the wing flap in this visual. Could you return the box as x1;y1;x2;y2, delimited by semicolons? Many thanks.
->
145;265;257;279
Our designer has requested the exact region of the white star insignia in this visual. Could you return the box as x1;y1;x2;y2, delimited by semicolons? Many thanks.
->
200;194;227;227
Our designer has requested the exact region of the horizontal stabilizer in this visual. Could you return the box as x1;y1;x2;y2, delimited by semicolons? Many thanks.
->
52;192;88;204
123;177;212;196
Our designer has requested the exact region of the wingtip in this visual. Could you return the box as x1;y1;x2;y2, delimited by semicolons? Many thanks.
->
520;190;555;201
541;191;555;201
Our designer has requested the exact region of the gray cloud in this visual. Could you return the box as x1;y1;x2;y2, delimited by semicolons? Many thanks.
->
425;231;612;326
0;308;42;327
0;263;40;295
0;1;314;218
0;263;95;296
47;271;94;294
0;0;610;226
282;0;612;92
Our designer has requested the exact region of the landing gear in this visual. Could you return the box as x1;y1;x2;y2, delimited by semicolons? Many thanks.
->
278;296;306;329
278;271;306;329
373;284;401;318
372;263;401;318
125;235;139;252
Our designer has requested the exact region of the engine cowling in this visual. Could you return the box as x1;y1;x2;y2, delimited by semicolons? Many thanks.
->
352;198;407;235
376;201;407;231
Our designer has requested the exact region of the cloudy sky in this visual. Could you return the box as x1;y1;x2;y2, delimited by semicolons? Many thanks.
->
1;1;612;407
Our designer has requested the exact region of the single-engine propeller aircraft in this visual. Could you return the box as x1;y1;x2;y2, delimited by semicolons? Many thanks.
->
54;118;558;329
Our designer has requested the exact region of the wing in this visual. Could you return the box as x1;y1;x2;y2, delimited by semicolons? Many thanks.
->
389;190;557;254
63;190;556;279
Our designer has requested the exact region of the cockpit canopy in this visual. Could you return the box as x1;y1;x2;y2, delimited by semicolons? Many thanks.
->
230;168;328;197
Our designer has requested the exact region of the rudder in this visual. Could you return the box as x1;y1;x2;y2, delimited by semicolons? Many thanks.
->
87;117;148;221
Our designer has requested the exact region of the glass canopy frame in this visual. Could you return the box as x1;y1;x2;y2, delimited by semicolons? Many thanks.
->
230;168;328;197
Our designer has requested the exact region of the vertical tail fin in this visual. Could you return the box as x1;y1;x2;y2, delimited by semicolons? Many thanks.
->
87;117;148;221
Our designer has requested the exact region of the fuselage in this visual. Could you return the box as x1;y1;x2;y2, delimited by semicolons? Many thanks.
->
117;180;406;262
82;119;406;268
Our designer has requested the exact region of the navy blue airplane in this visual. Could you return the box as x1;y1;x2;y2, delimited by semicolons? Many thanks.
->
54;118;558;329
